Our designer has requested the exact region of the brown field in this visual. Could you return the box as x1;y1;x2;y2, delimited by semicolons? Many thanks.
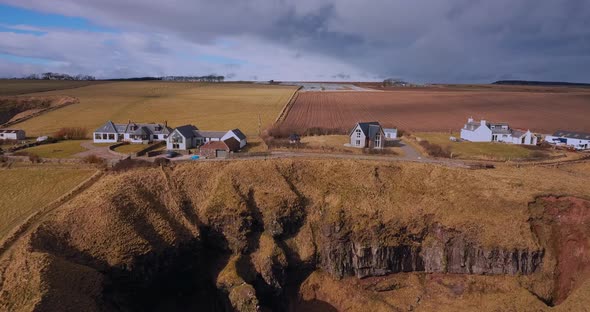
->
281;90;590;134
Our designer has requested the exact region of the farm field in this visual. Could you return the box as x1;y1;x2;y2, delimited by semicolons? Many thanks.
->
0;165;95;239
281;90;590;134
18;140;88;158
11;81;298;137
0;80;102;96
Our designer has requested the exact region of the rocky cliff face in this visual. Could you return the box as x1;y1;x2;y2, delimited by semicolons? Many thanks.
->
319;223;543;279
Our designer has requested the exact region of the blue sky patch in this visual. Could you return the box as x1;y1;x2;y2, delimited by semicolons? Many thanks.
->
0;4;117;33
0;52;55;65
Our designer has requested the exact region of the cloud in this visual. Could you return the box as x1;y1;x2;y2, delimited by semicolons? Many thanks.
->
0;0;589;82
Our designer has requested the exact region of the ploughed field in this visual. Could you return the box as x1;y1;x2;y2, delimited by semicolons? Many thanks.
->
281;90;590;134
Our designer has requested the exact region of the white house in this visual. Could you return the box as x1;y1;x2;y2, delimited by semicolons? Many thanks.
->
383;128;398;140
93;121;172;144
221;129;247;149
0;129;26;141
349;122;385;149
167;125;200;150
460;118;537;145
545;130;590;150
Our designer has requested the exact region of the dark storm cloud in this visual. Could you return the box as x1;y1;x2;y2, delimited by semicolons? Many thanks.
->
1;0;589;82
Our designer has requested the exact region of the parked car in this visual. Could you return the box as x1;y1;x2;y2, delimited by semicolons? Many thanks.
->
166;151;179;158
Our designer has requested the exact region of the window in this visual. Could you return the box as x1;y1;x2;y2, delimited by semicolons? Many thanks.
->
375;133;381;147
356;129;361;138
103;134;108;140
95;134;101;140
173;143;179;149
108;134;115;140
356;140;361;146
153;135;158;139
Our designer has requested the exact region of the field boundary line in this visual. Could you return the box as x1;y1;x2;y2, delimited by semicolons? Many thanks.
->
274;86;302;124
0;170;104;259
0;97;80;128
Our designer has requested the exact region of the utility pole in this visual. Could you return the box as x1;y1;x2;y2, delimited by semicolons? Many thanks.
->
258;113;262;135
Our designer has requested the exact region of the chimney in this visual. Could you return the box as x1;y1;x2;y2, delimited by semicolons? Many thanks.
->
468;117;474;123
165;120;167;127
128;119;131;124
481;120;487;126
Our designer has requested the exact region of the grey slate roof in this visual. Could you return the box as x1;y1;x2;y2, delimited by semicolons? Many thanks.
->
95;121;173;136
463;122;481;131
553;130;590;140
511;129;527;137
196;131;227;139
0;129;24;134
175;125;199;138
230;129;247;140
352;122;383;139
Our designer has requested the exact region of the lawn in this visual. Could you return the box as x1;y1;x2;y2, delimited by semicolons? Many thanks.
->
113;143;153;155
294;135;403;155
414;132;542;160
11;81;298;137
19;140;88;158
0;79;102;96
0;166;95;238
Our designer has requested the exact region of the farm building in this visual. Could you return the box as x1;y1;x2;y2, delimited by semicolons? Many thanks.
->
222;129;247;148
199;138;240;158
167;125;247;151
544;130;590;150
349;122;385;149
460;118;537;145
0;129;26;141
93;121;172;144
383;128;398;140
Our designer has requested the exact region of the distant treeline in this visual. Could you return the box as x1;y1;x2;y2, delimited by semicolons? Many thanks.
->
493;80;590;87
13;73;226;82
19;72;96;81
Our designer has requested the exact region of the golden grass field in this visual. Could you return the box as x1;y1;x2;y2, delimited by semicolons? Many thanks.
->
19;140;88;158
10;82;298;137
414;132;557;160
0;80;102;96
0;165;95;238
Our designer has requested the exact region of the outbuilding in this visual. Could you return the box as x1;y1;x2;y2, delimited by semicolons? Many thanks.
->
199;138;240;158
0;129;26;141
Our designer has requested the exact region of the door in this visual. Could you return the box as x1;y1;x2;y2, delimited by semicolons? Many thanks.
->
216;150;227;158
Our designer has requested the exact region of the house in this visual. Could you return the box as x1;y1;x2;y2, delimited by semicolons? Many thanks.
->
544;130;590;150
349;122;385;149
93;121;172;144
167;125;248;151
221;129;247;149
460;118;537;145
0;129;26;141
167;125;200;150
383;128;398;140
199;138;240;158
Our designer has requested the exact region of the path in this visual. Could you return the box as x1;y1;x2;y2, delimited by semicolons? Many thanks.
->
74;141;126;160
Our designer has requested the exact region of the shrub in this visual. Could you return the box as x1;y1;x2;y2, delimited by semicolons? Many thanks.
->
83;155;105;164
53;127;88;140
110;158;158;172
0;139;18;146
28;154;42;163
419;140;451;158
154;157;171;166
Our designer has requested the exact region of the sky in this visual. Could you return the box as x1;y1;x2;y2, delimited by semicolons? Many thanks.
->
0;1;589;82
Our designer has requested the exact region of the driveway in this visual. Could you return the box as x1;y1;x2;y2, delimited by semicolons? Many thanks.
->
74;141;127;160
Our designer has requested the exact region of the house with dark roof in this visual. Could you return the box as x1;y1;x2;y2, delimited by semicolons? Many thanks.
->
221;129;247;148
167;125;247;151
93;121;172;144
349;122;385;149
544;130;590;150
460;118;537;145
0;129;26;141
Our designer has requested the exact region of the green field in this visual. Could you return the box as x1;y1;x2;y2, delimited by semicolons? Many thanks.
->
10;81;298;137
414;132;547;160
19;140;88;158
0;165;95;238
0;80;102;96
